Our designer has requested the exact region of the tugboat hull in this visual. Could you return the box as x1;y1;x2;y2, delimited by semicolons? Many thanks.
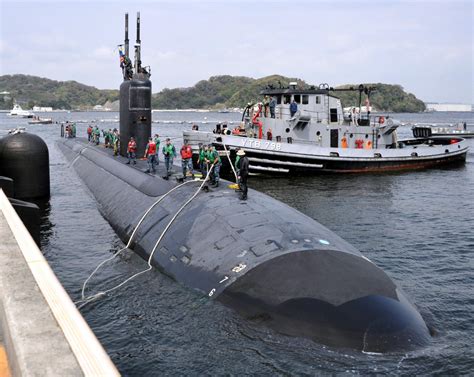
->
184;132;468;174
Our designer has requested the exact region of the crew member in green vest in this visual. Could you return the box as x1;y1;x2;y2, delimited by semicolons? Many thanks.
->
154;134;161;165
93;126;100;145
162;138;177;178
209;145;221;187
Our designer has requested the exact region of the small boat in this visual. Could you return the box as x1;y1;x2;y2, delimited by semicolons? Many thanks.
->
184;83;468;174
28;116;53;125
8;104;34;118
412;122;474;139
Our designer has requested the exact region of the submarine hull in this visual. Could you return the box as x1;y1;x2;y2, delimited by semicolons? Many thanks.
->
58;138;431;352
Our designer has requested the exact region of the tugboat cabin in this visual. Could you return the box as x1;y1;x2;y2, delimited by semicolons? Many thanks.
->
240;83;398;150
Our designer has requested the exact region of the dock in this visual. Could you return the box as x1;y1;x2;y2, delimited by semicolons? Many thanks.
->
0;189;119;376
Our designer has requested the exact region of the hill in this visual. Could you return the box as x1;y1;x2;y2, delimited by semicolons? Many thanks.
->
0;74;119;110
332;83;426;112
0;74;426;112
153;75;425;112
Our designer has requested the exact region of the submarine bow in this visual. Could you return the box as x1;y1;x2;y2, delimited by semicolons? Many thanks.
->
58;138;431;352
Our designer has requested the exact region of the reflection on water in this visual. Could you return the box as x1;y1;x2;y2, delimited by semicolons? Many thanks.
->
0;111;473;375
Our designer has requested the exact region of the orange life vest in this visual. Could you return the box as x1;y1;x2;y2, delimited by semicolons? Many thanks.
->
147;141;156;155
128;140;137;152
180;145;193;159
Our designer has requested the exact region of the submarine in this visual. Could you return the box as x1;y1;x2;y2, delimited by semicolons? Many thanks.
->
58;13;432;353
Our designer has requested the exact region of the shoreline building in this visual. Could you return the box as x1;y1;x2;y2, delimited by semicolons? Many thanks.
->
425;103;473;112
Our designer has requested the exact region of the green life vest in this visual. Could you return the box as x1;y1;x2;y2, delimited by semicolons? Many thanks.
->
210;150;221;164
199;149;206;162
163;144;175;156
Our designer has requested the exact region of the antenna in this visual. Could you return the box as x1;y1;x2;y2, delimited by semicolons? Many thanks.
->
135;12;141;73
125;13;129;57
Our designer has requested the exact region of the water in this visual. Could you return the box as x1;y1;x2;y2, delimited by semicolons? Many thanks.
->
1;111;473;375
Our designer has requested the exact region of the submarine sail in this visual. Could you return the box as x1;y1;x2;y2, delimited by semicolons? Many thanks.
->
119;12;152;157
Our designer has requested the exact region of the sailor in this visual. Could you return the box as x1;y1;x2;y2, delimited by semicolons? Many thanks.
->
351;107;358;126
153;133;161;165
180;140;194;179
202;144;214;191
112;129;120;156
269;96;276;118
199;144;208;174
162;138;177;178
237;150;249;200
209;145;221;187
267;128;273;141
144;137;157;173
263;95;270;117
93;126;100;145
126;137;137;165
104;129;110;148
290;99;298;117
87;125;93;142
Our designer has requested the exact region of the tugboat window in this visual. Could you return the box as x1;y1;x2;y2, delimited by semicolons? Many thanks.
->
286;128;290;133
302;95;309;104
294;95;301;104
315;96;321;104
316;131;321;136
276;95;281;104
284;95;291;104
330;108;338;123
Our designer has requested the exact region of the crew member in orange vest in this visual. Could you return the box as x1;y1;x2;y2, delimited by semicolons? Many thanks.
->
180;140;195;179
144;137;157;173
126;137;137;165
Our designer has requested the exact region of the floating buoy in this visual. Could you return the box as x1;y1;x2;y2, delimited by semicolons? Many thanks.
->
0;132;50;199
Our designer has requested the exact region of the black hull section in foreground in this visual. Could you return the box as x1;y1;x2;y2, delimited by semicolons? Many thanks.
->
58;139;431;352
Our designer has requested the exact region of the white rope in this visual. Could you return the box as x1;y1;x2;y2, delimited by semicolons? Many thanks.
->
221;141;239;183
76;165;215;308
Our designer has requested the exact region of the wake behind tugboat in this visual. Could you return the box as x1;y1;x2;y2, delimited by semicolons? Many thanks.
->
184;84;468;174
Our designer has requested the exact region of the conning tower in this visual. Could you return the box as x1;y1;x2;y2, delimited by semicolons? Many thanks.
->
119;12;152;157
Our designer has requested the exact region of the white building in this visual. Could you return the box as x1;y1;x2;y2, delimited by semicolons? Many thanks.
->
425;103;472;112
33;106;53;112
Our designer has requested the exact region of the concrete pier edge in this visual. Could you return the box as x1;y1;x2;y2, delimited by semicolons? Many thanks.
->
0;189;119;376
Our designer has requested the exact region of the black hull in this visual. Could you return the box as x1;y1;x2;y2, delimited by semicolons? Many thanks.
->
197;149;467;176
59;139;431;352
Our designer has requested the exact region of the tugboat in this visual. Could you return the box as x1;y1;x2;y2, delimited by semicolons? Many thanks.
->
184;83;468;174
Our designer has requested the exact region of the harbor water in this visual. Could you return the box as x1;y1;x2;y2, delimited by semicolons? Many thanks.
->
1;111;473;375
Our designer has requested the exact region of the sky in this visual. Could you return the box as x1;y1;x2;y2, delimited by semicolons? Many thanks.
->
0;0;472;103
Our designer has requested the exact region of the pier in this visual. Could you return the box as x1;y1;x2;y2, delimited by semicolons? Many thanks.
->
0;189;119;376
